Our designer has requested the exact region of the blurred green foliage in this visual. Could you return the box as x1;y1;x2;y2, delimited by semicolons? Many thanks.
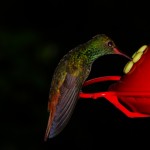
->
0;30;60;150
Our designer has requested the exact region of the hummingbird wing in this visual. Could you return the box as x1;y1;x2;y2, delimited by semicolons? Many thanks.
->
46;73;84;139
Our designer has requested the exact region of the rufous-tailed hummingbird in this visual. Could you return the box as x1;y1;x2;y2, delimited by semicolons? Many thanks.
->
44;34;130;140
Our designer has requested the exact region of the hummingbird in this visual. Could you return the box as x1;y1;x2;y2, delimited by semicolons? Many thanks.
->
44;34;130;140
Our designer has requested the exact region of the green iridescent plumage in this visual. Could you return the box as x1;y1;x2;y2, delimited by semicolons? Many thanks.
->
44;34;129;140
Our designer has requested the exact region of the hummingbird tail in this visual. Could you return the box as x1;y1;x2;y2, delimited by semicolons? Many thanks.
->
44;112;52;141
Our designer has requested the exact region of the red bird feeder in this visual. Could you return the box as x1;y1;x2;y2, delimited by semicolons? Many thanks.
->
80;45;150;118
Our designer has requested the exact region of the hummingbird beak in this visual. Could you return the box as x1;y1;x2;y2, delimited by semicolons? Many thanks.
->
113;47;132;60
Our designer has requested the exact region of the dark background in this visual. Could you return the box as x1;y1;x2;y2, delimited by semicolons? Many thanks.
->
1;0;150;149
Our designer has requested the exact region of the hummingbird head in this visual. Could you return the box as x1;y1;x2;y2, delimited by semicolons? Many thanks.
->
93;34;131;60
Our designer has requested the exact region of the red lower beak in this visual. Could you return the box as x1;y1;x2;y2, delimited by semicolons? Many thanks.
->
113;47;132;60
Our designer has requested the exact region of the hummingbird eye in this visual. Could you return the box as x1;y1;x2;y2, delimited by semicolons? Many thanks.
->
107;41;113;47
